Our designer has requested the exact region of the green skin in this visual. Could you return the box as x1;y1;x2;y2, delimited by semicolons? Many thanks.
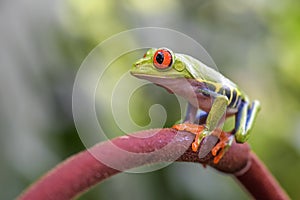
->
130;48;260;157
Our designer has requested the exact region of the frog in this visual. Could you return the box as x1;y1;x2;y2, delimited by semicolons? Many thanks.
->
130;47;260;163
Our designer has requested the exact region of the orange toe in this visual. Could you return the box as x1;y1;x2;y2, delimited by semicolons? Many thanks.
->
211;131;232;164
192;141;199;152
172;123;205;134
173;123;205;152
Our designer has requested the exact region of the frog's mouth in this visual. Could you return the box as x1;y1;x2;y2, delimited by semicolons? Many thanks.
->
130;73;181;85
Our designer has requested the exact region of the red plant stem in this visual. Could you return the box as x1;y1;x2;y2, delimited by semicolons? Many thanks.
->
18;128;289;200
235;152;290;200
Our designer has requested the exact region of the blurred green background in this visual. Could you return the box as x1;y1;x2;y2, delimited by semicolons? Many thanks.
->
1;0;300;199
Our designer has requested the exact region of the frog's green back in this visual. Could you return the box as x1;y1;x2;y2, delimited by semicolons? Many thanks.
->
176;53;237;88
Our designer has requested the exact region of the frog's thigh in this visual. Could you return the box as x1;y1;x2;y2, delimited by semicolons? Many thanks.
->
235;100;260;143
246;100;260;132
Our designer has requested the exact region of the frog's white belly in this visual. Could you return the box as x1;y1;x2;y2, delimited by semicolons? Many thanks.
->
135;75;238;116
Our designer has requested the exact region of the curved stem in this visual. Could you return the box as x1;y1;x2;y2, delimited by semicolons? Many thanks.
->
18;128;289;200
235;152;290;200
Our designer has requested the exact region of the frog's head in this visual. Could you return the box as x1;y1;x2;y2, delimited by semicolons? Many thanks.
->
130;48;201;103
130;48;193;81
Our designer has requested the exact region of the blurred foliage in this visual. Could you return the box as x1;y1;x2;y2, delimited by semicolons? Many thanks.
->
1;0;300;199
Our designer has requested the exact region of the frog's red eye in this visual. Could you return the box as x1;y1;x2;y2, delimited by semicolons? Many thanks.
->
153;49;173;69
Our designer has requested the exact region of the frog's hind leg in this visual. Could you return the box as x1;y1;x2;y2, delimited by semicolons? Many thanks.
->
235;100;261;143
245;100;261;134
211;132;234;164
210;100;260;164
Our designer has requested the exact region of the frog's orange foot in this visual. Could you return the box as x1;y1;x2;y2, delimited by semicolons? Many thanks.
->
172;123;205;152
211;131;234;164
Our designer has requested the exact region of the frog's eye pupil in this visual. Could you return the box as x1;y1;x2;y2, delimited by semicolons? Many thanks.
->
155;52;164;64
153;49;173;69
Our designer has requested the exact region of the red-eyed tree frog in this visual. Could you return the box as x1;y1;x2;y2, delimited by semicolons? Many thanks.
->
130;48;260;163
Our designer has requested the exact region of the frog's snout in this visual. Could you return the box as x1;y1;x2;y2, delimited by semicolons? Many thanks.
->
133;59;143;67
131;58;146;71
130;61;141;74
131;61;140;70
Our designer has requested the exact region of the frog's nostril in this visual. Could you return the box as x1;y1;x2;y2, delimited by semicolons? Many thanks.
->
132;63;140;70
134;62;142;68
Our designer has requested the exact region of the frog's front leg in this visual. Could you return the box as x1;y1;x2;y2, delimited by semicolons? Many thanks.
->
184;103;208;125
173;91;229;158
173;104;209;152
183;103;198;123
198;93;229;158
